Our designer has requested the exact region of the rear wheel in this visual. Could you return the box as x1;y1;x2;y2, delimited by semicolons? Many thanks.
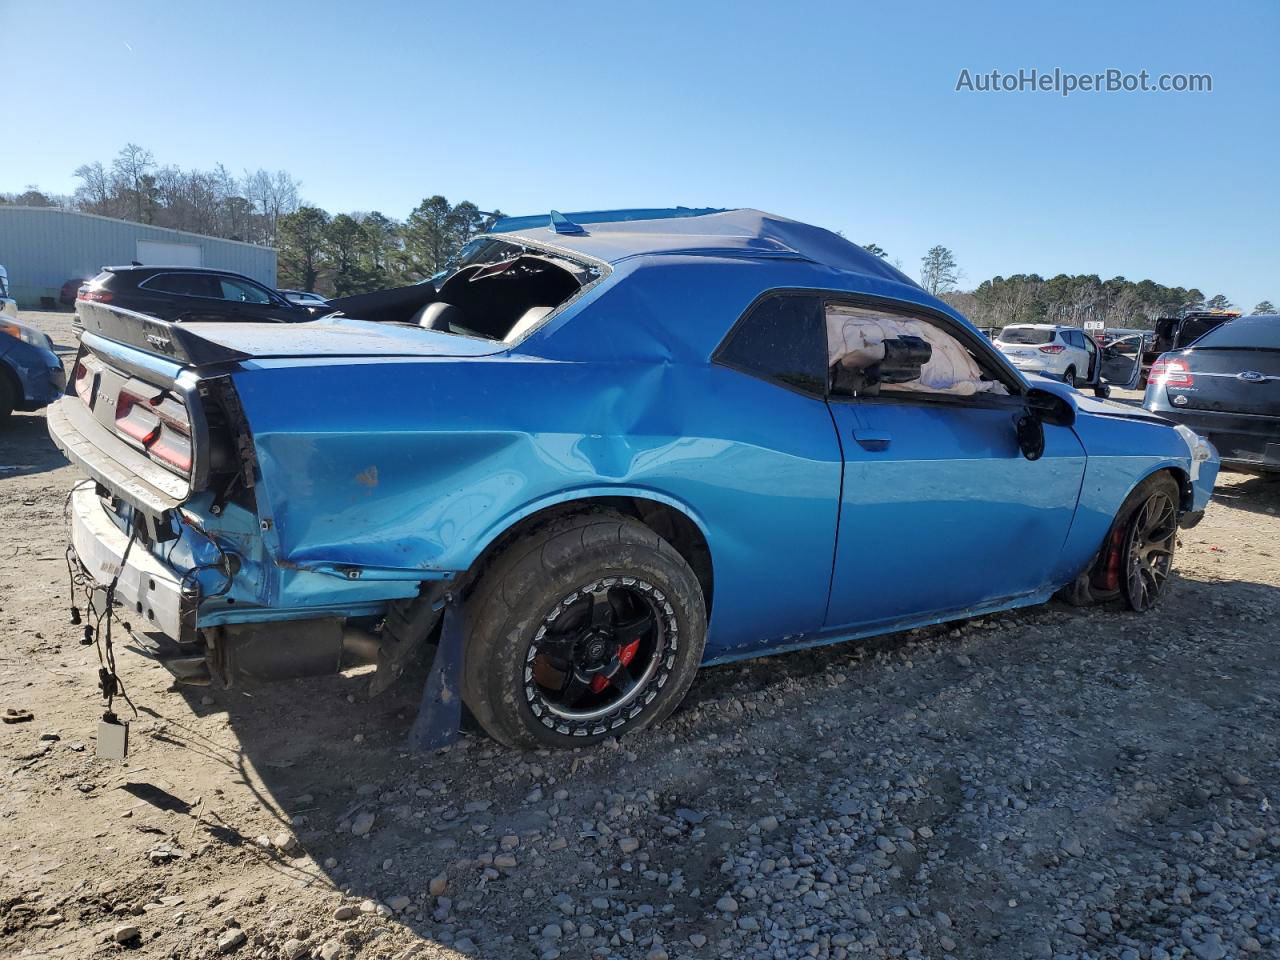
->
462;511;707;749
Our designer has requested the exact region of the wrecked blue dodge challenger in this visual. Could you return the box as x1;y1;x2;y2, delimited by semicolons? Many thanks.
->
50;208;1218;749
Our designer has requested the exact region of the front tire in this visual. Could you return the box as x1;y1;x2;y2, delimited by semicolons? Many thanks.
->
1063;366;1076;388
462;511;707;749
0;374;15;425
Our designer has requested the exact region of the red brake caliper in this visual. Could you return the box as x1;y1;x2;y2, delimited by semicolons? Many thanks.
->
589;638;641;693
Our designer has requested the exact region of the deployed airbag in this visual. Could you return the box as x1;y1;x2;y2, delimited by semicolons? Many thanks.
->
827;305;1007;397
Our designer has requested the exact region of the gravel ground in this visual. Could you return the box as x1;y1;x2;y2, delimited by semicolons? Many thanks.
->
2;311;1278;960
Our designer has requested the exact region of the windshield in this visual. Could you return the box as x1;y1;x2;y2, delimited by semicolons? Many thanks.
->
1191;317;1280;351
998;327;1053;345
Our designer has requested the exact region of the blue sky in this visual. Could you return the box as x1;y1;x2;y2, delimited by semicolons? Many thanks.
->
3;0;1276;308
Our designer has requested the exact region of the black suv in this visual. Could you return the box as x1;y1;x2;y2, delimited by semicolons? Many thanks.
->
74;266;320;334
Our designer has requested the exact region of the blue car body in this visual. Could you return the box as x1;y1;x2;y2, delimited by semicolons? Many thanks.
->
50;209;1217;691
0;325;64;416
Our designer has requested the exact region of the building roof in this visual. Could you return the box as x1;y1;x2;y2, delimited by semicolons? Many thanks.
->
494;208;919;289
0;205;274;251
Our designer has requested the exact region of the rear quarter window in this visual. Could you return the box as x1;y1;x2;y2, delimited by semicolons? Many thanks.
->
714;294;827;396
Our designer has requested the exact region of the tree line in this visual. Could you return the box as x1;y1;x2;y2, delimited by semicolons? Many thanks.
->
863;242;1273;328
5;150;1267;314
0;144;501;296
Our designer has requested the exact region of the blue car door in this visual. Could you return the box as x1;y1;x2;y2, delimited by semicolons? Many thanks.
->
822;299;1086;631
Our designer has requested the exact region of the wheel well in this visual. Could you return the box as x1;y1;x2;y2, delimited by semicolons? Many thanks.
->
1160;465;1194;512
464;497;714;615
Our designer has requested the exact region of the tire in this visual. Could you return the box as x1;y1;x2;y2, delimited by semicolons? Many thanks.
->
1063;366;1076;388
0;373;15;426
1119;473;1180;611
1059;472;1180;608
462;510;707;749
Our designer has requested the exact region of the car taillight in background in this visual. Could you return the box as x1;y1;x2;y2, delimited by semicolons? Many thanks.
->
1150;356;1194;387
1039;344;1066;354
77;289;113;303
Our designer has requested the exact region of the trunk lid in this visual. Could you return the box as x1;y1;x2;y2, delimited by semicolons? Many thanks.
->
1166;347;1280;417
79;300;506;368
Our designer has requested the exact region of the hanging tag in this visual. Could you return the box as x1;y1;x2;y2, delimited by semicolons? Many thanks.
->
97;713;129;760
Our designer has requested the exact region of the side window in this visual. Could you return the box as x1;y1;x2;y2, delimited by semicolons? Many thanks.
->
143;273;218;297
826;303;1010;399
217;278;273;304
715;294;827;396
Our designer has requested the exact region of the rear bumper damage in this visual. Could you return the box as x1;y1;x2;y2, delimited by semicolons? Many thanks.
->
67;483;454;689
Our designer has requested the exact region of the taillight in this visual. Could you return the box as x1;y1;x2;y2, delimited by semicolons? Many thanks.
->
112;387;193;476
1150;357;1194;387
73;360;94;404
78;289;113;303
114;390;160;445
1039;344;1066;354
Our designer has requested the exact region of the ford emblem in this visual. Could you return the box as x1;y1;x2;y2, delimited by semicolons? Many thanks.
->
1238;370;1266;383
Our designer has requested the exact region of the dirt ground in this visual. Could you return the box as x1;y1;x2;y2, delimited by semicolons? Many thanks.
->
2;311;1278;960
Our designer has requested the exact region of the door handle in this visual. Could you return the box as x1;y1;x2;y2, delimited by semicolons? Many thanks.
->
853;429;891;451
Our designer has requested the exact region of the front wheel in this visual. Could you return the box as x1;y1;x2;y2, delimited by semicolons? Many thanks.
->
1063;366;1076;388
462;511;707;749
1121;479;1179;611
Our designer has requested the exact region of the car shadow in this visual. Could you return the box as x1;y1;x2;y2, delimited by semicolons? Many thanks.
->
0;411;69;479
1210;473;1280;518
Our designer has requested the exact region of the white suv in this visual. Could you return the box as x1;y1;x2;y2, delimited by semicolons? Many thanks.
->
995;324;1094;387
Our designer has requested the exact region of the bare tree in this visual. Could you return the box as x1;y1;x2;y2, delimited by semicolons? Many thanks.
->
111;144;155;222
920;246;959;295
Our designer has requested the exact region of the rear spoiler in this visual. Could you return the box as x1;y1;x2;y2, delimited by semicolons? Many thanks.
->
79;302;253;367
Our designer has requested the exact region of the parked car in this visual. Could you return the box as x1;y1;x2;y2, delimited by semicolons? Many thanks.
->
60;277;90;307
1;315;65;424
50;208;1217;750
72;265;317;337
0;265;18;318
1143;313;1280;475
280;289;331;309
994;324;1095;388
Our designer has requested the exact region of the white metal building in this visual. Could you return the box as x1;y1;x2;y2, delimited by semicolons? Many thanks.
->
0;206;277;308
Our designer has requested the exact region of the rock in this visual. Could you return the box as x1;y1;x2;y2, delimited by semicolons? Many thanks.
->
273;831;299;853
541;923;562;939
282;939;307;960
690;933;708;948
358;899;379;914
875;836;897;854
333;905;357;921
647;949;669;960
387;895;410;911
716;895;739;913
1191;934;1227;960
619;837;640;855
757;815;779;832
1061;837;1086;858
112;924;141;943
494;853;518;869
429;873;448;896
350;811;376;836
1223;771;1251;786
676;808;707;824
317;941;342;960
216;927;247;953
